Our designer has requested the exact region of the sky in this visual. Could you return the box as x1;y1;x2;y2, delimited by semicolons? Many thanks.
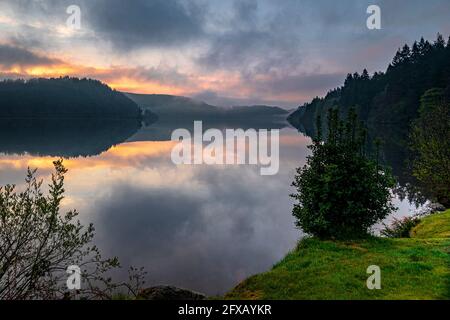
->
1;0;450;108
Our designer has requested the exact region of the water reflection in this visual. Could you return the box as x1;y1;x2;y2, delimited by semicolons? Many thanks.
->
295;119;429;206
0;119;141;157
0;121;423;295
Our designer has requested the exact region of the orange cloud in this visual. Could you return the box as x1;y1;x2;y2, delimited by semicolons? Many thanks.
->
0;44;308;105
107;77;187;95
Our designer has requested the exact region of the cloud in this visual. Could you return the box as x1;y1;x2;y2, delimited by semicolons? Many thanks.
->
83;0;206;50
197;0;303;77
192;72;345;107
0;44;59;67
248;73;346;96
2;0;450;106
0;43;191;94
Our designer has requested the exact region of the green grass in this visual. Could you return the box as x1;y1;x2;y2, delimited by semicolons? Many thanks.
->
411;210;450;239
225;210;450;300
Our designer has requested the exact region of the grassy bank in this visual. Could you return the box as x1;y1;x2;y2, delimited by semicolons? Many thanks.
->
226;210;450;300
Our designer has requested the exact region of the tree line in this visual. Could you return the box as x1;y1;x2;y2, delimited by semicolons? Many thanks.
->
288;33;450;208
289;33;450;126
0;77;142;119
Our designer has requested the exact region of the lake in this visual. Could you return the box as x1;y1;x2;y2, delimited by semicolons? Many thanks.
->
0;119;423;295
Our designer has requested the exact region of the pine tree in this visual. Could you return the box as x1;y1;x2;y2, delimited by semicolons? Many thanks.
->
411;41;420;62
399;44;411;62
361;69;370;80
392;48;402;66
435;33;446;49
344;73;353;86
418;37;426;55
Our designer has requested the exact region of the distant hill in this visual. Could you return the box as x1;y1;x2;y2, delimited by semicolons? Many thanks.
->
125;92;288;121
0;77;143;119
125;93;220;119
0;77;287;123
226;105;288;117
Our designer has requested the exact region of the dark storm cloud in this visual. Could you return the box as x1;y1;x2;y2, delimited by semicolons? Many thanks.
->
82;0;206;50
0;44;58;67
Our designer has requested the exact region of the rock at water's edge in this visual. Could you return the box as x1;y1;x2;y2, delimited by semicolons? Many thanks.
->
428;203;447;212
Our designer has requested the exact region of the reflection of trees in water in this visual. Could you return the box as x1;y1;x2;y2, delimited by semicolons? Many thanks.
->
366;124;429;206
0;119;142;157
291;121;429;206
0;116;288;158
128;118;288;142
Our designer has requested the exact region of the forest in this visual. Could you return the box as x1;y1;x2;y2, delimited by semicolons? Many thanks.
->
288;34;450;202
0;77;142;119
288;33;450;129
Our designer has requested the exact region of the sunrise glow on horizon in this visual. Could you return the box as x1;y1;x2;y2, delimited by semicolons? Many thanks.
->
1;1;450;107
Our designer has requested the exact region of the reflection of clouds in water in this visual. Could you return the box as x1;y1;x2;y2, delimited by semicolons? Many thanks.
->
0;140;176;171
0;127;423;295
89;165;300;295
372;194;424;234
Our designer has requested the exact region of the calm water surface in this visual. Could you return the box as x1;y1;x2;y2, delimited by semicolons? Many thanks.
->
0;123;421;295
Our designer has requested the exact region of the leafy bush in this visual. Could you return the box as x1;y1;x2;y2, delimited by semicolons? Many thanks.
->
381;216;422;238
0;160;146;299
291;109;396;239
